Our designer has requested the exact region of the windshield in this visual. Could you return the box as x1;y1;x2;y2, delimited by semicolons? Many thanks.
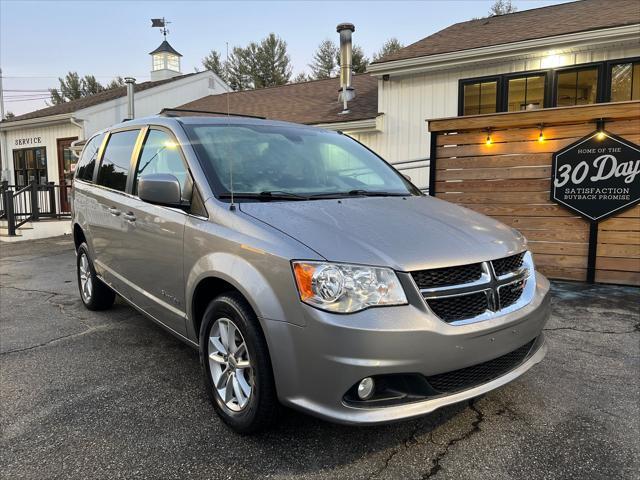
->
184;123;420;200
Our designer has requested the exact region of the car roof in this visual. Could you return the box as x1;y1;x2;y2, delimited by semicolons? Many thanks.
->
104;115;329;134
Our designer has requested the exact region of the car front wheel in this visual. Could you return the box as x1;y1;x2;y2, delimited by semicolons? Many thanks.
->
200;292;278;434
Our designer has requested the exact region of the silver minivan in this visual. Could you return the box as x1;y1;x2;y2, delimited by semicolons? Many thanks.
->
71;115;550;433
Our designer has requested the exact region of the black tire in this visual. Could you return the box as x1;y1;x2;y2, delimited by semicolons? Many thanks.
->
76;243;116;311
200;292;278;434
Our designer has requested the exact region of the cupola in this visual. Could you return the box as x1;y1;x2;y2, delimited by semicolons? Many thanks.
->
149;40;182;81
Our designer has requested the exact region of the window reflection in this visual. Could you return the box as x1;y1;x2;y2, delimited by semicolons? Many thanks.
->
508;75;545;111
611;62;639;102
463;81;497;115
556;68;598;106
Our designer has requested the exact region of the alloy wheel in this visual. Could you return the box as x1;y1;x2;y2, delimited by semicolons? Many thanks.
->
208;318;254;412
79;253;93;303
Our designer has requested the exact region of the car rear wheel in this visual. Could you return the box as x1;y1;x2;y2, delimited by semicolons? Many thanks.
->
76;243;115;311
200;292;278;434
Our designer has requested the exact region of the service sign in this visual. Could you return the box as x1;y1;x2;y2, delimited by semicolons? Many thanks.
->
551;131;640;221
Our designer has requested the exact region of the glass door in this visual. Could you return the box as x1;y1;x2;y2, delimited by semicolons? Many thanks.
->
57;137;78;213
13;147;47;186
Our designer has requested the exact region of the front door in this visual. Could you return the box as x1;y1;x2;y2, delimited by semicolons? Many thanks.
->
116;127;189;336
57;137;78;212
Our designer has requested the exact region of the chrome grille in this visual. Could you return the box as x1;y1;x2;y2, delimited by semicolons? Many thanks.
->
411;263;483;289
499;279;526;309
414;251;534;325
492;252;526;277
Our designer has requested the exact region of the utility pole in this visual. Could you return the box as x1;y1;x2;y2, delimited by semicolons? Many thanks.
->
0;68;5;120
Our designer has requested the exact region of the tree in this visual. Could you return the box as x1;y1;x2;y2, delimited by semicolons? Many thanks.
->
49;71;83;105
291;72;311;83
309;39;338;79
336;44;369;74
105;76;125;90
81;75;103;96
221;34;292;90
226;46;252;91
202;49;227;81
252;33;292;88
372;38;404;62
48;72;124;105
488;0;517;16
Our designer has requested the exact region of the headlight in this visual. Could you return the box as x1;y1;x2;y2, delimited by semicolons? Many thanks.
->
292;261;408;313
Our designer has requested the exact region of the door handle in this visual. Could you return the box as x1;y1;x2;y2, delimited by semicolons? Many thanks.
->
108;207;121;216
123;212;136;222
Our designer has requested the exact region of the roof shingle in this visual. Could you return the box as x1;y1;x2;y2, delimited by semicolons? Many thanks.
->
4;72;199;123
373;0;640;64
175;74;378;125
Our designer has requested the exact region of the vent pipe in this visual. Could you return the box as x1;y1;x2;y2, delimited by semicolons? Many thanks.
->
337;23;356;114
124;77;136;119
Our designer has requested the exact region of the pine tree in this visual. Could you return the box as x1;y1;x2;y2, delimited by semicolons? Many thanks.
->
309;39;338;79
336;45;369;74
105;77;125;90
372;38;404;62
226;46;252;91
291;72;311;83
49;72;83;105
81;75;104;96
253;33;292;88
202;49;227;81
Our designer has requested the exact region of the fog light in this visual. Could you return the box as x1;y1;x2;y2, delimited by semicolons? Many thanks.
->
357;377;375;400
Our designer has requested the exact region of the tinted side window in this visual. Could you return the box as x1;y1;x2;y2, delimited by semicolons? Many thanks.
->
97;130;140;192
134;129;190;198
76;134;104;182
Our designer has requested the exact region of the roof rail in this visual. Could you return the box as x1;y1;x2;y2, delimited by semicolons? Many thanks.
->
159;108;266;119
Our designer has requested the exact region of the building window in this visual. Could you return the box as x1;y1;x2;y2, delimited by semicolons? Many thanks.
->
153;54;164;71
167;54;180;72
462;80;498;115
555;67;598;107
13;147;47;186
610;62;640;102
507;75;546;111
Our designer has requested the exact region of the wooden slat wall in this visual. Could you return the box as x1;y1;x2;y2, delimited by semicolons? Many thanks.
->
428;101;640;286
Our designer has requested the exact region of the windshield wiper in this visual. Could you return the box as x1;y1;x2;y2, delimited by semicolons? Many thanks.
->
308;190;408;199
218;191;308;201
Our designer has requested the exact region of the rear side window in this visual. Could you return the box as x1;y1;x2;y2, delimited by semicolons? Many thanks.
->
75;133;104;182
97;130;140;192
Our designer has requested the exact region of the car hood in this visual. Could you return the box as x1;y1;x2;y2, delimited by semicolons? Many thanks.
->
239;196;526;272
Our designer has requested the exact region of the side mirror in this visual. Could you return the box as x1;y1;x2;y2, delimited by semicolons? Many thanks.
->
138;173;183;207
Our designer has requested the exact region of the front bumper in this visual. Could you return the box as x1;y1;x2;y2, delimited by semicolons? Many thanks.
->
263;273;551;425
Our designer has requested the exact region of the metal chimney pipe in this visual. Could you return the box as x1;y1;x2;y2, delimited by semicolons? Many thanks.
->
337;23;356;114
124;77;136;119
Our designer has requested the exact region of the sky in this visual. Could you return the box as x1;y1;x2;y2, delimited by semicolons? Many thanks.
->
1;0;570;116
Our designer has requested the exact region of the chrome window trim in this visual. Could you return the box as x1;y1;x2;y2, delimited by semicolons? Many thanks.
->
417;251;535;325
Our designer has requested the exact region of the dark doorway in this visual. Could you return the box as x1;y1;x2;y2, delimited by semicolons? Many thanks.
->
57;137;78;212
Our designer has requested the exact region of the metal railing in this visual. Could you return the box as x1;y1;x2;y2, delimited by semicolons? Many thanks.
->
1;181;72;236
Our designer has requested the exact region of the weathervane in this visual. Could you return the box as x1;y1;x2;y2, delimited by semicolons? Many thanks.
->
151;17;171;38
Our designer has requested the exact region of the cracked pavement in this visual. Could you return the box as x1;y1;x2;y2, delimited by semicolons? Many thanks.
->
1;236;639;479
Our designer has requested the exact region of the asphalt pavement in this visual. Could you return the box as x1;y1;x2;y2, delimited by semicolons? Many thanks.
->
1;236;638;479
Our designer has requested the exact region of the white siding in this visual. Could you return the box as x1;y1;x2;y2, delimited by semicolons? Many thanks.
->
3;123;82;185
78;72;227;138
354;42;640;191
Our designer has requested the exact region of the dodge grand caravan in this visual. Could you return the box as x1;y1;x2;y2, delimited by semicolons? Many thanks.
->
71;115;550;433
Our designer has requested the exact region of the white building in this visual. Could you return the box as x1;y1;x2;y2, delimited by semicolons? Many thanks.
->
0;38;228;195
